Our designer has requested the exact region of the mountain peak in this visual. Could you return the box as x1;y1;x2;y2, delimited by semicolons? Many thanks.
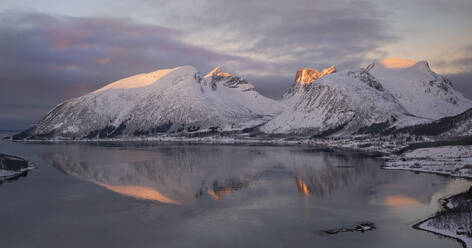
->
204;66;232;78
379;57;417;69
94;66;184;93
295;66;336;84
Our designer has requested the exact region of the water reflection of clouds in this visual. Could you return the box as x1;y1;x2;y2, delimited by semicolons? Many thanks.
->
384;195;420;207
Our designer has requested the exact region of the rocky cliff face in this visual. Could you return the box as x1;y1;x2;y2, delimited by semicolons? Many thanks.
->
295;66;336;84
204;66;232;78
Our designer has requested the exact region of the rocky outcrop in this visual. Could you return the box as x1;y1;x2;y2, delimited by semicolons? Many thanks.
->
0;154;28;171
295;66;336;84
0;153;32;181
204;66;232;78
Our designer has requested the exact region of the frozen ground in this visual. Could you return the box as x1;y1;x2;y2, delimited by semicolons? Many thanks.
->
416;187;472;248
384;145;472;178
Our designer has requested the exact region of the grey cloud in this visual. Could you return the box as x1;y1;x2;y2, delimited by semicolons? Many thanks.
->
435;44;472;99
447;72;472;100
170;0;396;72
0;1;401;129
0;12;245;129
435;44;472;73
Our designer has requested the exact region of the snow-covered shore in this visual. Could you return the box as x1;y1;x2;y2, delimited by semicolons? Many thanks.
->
7;131;472;179
384;145;472;179
415;187;472;248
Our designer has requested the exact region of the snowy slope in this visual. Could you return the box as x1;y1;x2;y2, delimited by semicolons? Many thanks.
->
368;58;472;120
14;66;283;140
262;69;426;136
262;58;472;137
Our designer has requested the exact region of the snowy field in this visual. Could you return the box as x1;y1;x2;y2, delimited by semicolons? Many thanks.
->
416;187;472;248
384;145;472;178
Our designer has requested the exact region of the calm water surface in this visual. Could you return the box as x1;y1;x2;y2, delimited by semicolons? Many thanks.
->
0;132;470;248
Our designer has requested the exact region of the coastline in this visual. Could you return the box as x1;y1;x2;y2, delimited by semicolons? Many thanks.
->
413;218;468;248
413;194;472;248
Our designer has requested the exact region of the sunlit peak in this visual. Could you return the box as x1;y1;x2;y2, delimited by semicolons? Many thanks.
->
204;66;232;78
295;66;336;85
380;57;417;69
93;67;179;93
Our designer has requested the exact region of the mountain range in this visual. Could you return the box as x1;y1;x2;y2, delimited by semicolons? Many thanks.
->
11;58;472;141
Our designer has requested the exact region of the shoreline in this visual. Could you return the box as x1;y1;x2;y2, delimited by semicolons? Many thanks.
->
4;134;397;155
413;218;468;248
413;194;472;248
5;135;472;178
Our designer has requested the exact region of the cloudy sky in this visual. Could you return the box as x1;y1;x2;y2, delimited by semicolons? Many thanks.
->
0;0;471;129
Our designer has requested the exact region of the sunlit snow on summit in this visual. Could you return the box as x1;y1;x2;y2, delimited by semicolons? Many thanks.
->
380;58;418;69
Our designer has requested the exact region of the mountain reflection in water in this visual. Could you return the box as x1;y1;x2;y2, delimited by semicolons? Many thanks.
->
42;146;434;205
2;141;470;248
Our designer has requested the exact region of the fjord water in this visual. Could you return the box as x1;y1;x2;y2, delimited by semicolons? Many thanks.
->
0;133;469;248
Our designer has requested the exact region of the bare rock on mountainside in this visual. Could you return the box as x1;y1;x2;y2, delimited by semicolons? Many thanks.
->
204;66;232;78
295;66;336;84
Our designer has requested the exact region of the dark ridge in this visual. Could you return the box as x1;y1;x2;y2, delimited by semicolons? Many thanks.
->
12;129;55;140
395;108;472;136
10;102;69;140
176;124;185;132
109;122;127;137
347;70;384;91
133;130;149;136
184;127;220;138
356;120;391;135
10;127;35;140
397;136;472;154
152;121;173;133
312;120;351;138
84;122;127;139
241;121;268;134
223;76;250;88
187;125;200;132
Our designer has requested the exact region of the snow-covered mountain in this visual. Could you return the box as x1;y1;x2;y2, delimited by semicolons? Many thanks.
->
262;66;423;136
262;59;472;137
368;58;472;120
13;66;282;140
12;58;472;140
